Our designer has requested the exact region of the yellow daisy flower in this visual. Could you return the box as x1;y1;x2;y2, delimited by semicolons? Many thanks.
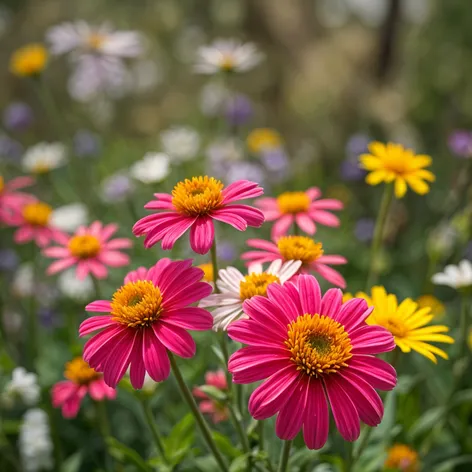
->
350;286;454;363
360;142;435;198
416;294;445;319
247;128;282;154
10;43;48;77
198;263;214;284
384;444;419;472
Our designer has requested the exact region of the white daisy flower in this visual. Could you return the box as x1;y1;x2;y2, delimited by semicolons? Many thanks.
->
130;152;170;184
3;368;40;407
160;126;200;163
57;269;94;302
50;203;88;232
22;142;67;174
432;260;472;290
194;38;264;74
199;81;229;116
200;259;302;331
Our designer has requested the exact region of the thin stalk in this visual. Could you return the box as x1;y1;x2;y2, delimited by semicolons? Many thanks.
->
28;244;39;371
366;183;394;289
210;240;219;291
228;404;250;453
95;401;114;472
277;440;292;472
458;295;470;360
92;277;103;300
344;441;353;472
45;402;63;471
140;398;168;463
293;222;300;236
257;421;275;472
169;352;228;471
352;426;373;465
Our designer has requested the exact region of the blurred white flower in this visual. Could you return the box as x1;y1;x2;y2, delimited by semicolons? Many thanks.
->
3;368;40;407
160;126;200;162
194;38;263;74
346;0;389;27
432;260;472;290
57;269;94;302
206;138;244;164
100;171;135;203
199;81;229;116
130;152;171;184
50;203;88;232
12;263;34;297
19;409;53;472
22;142;67;174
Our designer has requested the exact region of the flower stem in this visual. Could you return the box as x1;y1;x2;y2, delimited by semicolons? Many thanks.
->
258;421;275;472
228;404;250;453
95;401;115;472
28;244;39;371
139;397;168;463
366;183;394;289
210;240;219;290
169;352;228;471
293;222;299;236
459;295;470;360
92;276;102;300
277;440;292;472
343;441;353;472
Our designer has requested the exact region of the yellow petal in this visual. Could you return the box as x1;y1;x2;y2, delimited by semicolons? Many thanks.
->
407;342;438;363
395;338;412;353
405;176;430;195
407;334;455;344
413;169;436;182
412;155;432;168
394;177;407;198
359;156;382;170
407;325;450;335
366;170;387;186
368;141;387;158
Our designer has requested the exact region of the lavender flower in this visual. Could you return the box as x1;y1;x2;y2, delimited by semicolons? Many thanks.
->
354;218;375;243
340;160;366;182
225;94;253;126
448;130;472;158
0;134;23;162
0;249;19;272
100;172;135;203
73;130;101;158
217;241;237;261
346;133;370;158
3;102;34;132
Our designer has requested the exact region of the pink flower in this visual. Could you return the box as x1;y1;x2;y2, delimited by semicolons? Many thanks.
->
9;199;66;247
242;236;347;288
0;175;35;225
255;187;343;240
133;176;264;255
51;357;116;418
79;259;213;389
193;370;229;423
228;274;396;449
43;221;132;280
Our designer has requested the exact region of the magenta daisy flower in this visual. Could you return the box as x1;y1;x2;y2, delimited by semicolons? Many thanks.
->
255;187;343;240
43;221;132;280
242;236;347;288
79;259;213;389
133;176;264;255
228;274;396;449
0;175;35;224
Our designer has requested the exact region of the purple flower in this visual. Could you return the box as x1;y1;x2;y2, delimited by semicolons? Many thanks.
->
261;148;289;173
448;130;472;158
0;249;19;272
225;161;266;186
38;307;62;330
225;94;253;126
0;135;23;163
3;102;34;132
354;218;375;243
74;129;102;158
346;133;371;158
340;160;366;182
100;173;135;203
217;241;237;261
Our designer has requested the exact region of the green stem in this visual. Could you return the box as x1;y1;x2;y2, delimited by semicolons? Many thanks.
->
210;240;219;291
344;441;353;472
140;398;168;463
257;421;275;472
352;426;372;465
293;222;300;236
92;277;103;300
458;295;470;360
366;183;394;290
277;440;292;472
45;402;63;471
169;352;228;471
95;401;114;471
228;404;250;453
28;244;39;371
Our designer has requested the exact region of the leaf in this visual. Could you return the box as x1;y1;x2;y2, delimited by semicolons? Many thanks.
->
451;389;472;407
197;385;227;402
106;437;152;472
164;413;195;464
433;455;472;472
1;419;21;435
229;454;250;472
408;407;446;439
212;432;242;460
60;452;82;472
372;390;396;440
211;345;226;365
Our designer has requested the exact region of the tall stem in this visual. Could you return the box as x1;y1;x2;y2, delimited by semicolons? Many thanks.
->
458;295;470;360
228;404;250;453
210;240;219;290
169;352;228;471
28;244;39;371
344;441;353;472
92;276;103;300
366;183;394;289
95;401;114;472
277;440;292;472
140;398;168;463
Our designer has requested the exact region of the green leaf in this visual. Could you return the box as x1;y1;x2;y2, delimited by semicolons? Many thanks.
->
1;419;21;435
60;452;82;472
106;437;152;472
229;454;250;472
451;389;472;406
372;390;396;440
408;407;446;439
196;385;227;402
164;413;195;464
433;455;472;472
211;432;242;459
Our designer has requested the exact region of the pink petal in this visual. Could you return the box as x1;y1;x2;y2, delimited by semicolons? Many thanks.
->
241;252;278;265
350;325;395;355
242;296;289;334
105;238;133;250
76;261;91;280
314;264;346;288
151;259;193;293
133;212;179;236
83;325;127;367
320;288;343;318
271;214;293;240
254;197;278;210
124;267;148;284
246;239;279;253
303;380;329;449
87;260;109;279
228;319;286;349
334;300;372;332
317;255;347;265
310;210;340;227
46;257;77;275
89;379;116;401
62;387;87;418
160;217;197;251
43;246;70;258
6;176;35;190
306;187;322;201
143;328;170;382
14;226;34;244
210;208;247;231
295;213;316;234
85;300;112;313
222;180;264;203
51;381;76;407
160;307;213;331
266;282;302;324
100;223;119;242
98;251;130;267
190;216;214;254
215;204;264;227
164;282;213;311
297;275;321;315
79;315;115;336
276;378;308;440
144;199;174;210
153;322;196;358
348;355;397;391
310;199;343;210
129;331;145;389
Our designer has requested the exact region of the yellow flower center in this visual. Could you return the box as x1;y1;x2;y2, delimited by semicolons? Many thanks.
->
220;55;235;71
0;176;4;193
276;192;310;214
239;273;280;300
286;314;352;377
171;176;224;217
247;128;282;154
22;202;52;226
31;161;52;174
384;317;408;339
10;43;48;77
68;235;102;259
277;236;324;265
384;444;419;472
110;280;163;328
87;33;106;50
198;263;214;283
64;357;101;385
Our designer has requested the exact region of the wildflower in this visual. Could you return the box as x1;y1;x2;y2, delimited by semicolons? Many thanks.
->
225;162;266;186
193;370;229;423
217;241;237;261
247;128;282;154
350;286;454;363
206;138;244;167
360;142;435;198
228;274;396;449
10;43;48;77
195;39;263;74
50;203;88;232
432;260;472;290
100;172;135;203
57;269;94;302
201;259;302;331
242;236;347;288
224;94;253;126
73;130;101;158
44;221;132;280
79;259;213;388
198;263;214;284
22;142;67;174
19;409;53;472
51;357;116;418
130;152;170;184
160;126;200;163
354;218;375;243
340;159;366;182
3;101;34;132
133;177;264;254
3;367;40;407
0;134;23;163
416;295;445;319
384;444;419;472
346;133;371;158
0;175;35;224
0;248;19;272
256;187;343;240
199;81;229;116
448;130;472;158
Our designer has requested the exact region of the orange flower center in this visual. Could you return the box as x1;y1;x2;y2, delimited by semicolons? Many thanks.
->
87;33;106;50
384;317;408;338
239;273;280;300
64;357;101;385
10;43;48;77
286;314;352;377
198;263;214;283
0;176;4;193
172;176;224;217
220;55;235;71
110;280;163;328
22;202;52;226
276;191;310;214
68;234;102;259
277;236;323;265
384;444;419;472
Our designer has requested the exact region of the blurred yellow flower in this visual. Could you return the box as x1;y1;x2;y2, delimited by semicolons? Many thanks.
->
198;263;214;284
468;328;472;351
360;142;435;198
10;44;48;77
342;292;353;303
384;444;419;472
352;286;454;363
247;128;281;154
416;295;445;319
